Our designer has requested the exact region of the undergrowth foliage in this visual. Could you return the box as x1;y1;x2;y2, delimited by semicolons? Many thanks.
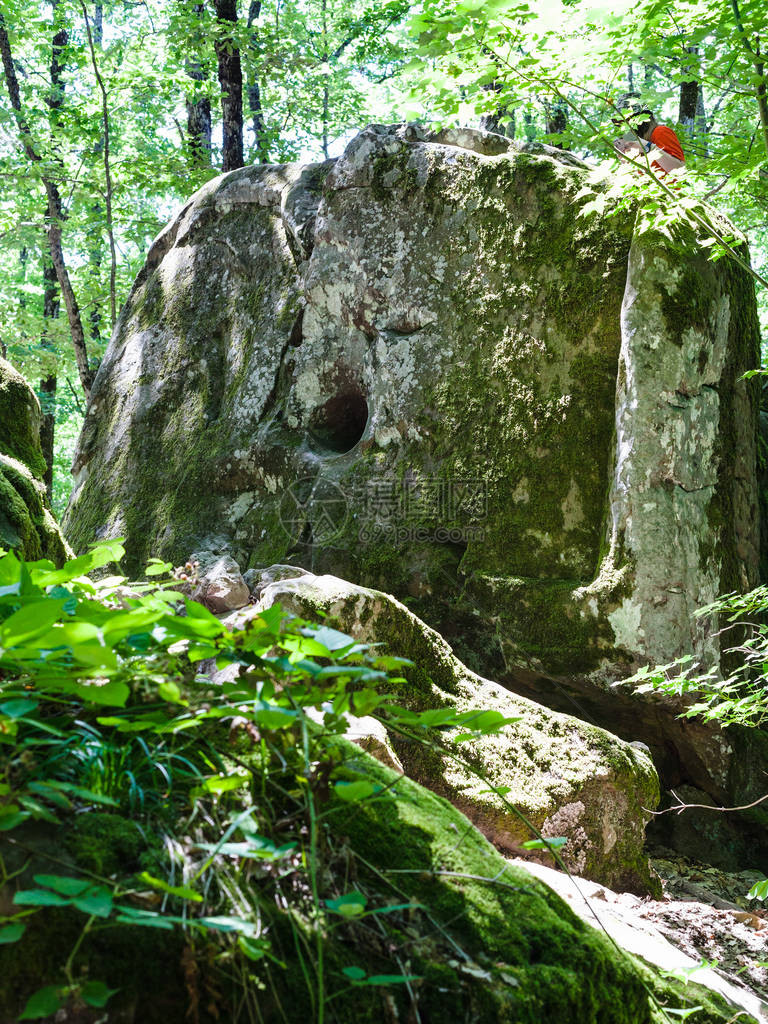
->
0;540;519;1020
629;587;768;729
630;586;768;904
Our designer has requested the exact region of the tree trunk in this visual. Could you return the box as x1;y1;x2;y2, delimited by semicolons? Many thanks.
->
81;0;117;330
213;0;244;171
246;0;267;161
186;87;212;164
186;2;212;166
480;107;515;137
678;47;699;134
479;74;515;137
0;13;93;398
40;259;59;500
321;0;329;159
322;83;329;159
545;99;568;145
695;86;708;153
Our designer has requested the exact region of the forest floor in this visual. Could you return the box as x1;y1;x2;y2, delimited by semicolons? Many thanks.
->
644;848;768;1002
514;850;768;1020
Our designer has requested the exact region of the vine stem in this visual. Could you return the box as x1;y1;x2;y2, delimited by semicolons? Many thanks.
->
299;708;324;1024
64;915;95;988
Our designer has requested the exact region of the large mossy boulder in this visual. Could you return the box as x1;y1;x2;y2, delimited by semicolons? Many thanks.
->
0;358;68;564
63;123;762;830
237;565;661;896
0;745;752;1024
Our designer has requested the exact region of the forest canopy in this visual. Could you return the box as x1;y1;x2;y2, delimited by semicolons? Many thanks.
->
0;0;765;511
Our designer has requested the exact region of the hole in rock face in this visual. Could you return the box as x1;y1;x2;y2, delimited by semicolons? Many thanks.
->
308;389;369;453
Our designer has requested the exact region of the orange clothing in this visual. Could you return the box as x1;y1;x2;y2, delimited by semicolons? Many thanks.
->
650;125;685;163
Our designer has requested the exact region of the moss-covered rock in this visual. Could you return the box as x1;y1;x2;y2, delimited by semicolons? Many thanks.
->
63;122;762;839
0;744;751;1023
235;567;661;896
0;358;68;564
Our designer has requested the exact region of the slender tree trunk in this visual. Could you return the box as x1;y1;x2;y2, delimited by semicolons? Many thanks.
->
93;2;103;43
481;106;515;137
40;259;59;500
81;0;117;330
246;0;268;161
89;239;103;346
545;98;568;143
678;46;699;137
321;0;330;158
186;2;212;166
322;84;329;159
479;72;515;137
679;79;699;125
186;86;212;165
0;14;93;397
213;0;244;171
695;86;708;154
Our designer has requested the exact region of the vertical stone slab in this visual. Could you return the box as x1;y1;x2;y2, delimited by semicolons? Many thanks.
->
606;218;760;666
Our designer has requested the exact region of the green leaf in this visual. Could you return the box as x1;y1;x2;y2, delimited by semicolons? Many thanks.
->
72;886;114;917
19;986;64;1020
0;922;26;943
365;973;422;985
196;915;259;936
238;935;271;961
14;889;71;907
520;837;568;851
45;782;118;807
81;980;119;1008
157;681;183;703
333;780;379;802
1;599;67;645
341;966;367;980
0;810;30;831
191;773;251;797
75;679;130;706
113;906;177;929
145;559;173;577
303;624;358;652
326;892;367;917
0;699;38;719
748;878;768;900
32;541;125;587
136;872;203;902
32;874;90;897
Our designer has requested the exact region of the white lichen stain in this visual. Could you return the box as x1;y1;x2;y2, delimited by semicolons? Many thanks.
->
561;478;584;531
608;597;644;649
512;478;530;503
229;491;255;522
374;425;401;448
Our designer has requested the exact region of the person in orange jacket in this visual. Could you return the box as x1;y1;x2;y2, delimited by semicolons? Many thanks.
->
612;108;685;175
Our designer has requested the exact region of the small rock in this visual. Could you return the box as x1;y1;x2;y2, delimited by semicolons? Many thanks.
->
193;555;250;613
